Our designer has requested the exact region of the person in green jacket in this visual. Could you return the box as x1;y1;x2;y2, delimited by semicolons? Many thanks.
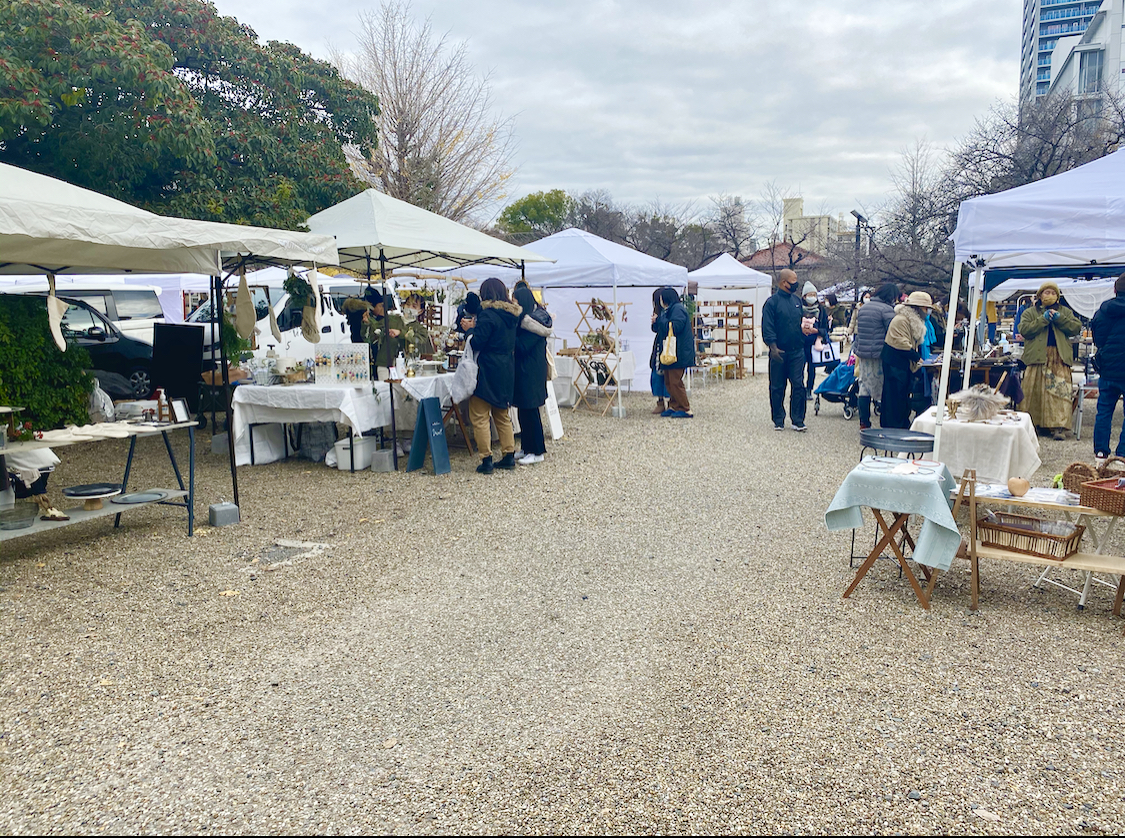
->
1018;281;1082;440
361;289;406;378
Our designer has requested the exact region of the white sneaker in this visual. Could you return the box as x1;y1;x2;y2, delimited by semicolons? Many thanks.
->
514;449;525;459
518;453;544;465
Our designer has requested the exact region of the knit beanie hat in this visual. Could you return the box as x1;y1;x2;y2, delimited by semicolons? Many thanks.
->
802;281;817;298
1036;280;1061;301
1116;273;1125;295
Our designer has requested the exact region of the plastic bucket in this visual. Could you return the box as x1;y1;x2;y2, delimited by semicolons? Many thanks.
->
333;436;374;470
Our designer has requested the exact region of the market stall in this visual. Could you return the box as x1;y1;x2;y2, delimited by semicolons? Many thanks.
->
687;253;772;362
306;189;551;467
0;162;338;524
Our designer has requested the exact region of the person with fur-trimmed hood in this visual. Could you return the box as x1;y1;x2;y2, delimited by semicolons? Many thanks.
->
466;278;522;473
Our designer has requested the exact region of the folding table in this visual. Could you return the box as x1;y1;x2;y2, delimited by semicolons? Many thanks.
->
826;458;961;609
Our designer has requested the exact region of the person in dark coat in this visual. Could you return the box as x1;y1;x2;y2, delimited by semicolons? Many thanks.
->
649;287;671;414
761;268;807;431
852;282;899;429
455;292;481;339
652;287;695;417
1092;273;1125;462
467;278;521;474
512;285;553;465
880;291;932;429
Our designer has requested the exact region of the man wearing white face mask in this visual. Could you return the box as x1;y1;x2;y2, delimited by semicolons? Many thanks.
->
800;281;829;397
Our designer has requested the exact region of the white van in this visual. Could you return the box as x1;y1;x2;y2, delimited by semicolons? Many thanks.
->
185;271;380;362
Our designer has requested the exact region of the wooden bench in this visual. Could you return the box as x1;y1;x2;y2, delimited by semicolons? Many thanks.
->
953;471;1125;616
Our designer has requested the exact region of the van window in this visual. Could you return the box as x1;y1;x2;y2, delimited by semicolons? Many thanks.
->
113;289;163;320
65;292;109;316
276;297;304;332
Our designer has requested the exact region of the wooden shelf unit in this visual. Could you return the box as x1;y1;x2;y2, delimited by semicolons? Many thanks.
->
693;302;755;378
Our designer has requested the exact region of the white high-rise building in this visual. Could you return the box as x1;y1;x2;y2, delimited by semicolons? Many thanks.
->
1020;0;1123;101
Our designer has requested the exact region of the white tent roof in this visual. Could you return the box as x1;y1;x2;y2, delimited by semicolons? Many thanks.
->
952;149;1125;268
0;162;339;275
449;228;687;288
305;189;550;273
688;252;772;288
988;275;1116;318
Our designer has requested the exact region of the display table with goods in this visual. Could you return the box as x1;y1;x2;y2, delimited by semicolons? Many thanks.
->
909;405;1041;485
825;457;961;610
0;419;197;539
232;383;391;468
951;471;1125;614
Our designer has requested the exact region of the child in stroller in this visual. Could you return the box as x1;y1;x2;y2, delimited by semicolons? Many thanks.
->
813;358;859;420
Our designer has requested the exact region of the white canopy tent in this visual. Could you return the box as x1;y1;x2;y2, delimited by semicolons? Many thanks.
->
306;189;550;273
0;162;340;513
987;275;1116;319
449;228;690;393
0;163;338;275
939;149;1125;459
688;253;773;355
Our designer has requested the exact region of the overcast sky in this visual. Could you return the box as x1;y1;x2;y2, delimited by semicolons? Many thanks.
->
213;0;1020;221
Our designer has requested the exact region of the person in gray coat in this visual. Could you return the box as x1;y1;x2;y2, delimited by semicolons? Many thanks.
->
852;283;899;429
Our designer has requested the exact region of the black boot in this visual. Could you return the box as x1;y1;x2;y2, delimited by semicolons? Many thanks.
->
476;456;494;474
858;396;871;429
496;452;516;470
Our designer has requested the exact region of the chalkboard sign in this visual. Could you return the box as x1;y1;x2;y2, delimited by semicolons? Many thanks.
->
406;396;450;475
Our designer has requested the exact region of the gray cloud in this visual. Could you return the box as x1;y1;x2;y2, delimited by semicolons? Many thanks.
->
213;0;1020;217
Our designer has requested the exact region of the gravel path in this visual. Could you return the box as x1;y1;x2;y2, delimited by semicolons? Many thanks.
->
2;375;1124;834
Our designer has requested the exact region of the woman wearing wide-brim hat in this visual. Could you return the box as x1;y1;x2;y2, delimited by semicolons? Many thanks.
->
880;291;933;429
1018;281;1082;440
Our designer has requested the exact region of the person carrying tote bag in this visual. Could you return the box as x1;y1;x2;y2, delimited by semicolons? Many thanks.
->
653;287;695;418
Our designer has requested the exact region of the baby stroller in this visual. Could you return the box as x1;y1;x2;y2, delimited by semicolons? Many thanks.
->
813;359;859;420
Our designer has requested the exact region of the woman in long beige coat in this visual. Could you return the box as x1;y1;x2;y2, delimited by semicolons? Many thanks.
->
1018;281;1082;440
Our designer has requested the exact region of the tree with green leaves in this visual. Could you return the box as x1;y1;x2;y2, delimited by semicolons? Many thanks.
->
496;189;574;243
0;0;381;230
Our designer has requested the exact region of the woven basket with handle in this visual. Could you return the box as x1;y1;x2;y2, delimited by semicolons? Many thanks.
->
1063;462;1098;494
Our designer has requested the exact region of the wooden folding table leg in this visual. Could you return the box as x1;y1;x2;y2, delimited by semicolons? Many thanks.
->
844;509;910;600
1114;575;1125;619
873;509;931;609
444;403;475;455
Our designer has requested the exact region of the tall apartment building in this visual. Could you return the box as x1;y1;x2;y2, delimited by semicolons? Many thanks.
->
1020;0;1124;101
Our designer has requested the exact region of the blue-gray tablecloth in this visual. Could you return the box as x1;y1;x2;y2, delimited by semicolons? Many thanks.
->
825;458;961;571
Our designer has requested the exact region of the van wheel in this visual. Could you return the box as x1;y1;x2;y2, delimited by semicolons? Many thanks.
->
128;367;152;398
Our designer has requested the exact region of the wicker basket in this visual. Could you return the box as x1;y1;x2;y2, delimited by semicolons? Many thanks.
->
1099;456;1125;480
1079;478;1125;516
977;512;1085;560
1063;462;1099;494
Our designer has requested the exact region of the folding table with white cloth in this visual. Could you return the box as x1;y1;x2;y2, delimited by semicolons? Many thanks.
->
910;406;1041;485
231;384;390;467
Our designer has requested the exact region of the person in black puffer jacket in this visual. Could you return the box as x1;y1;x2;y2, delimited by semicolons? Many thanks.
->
652;287;695;417
1092;273;1125;461
512;285;553;465
852;282;899;429
467;278;521;474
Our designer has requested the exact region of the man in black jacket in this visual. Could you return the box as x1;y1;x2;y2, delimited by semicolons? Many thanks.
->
1092;273;1125;462
762;268;808;431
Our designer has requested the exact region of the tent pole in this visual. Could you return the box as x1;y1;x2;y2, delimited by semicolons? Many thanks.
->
933;261;963;462
612;271;624;418
962;266;983;387
381;249;398;469
216;270;240;515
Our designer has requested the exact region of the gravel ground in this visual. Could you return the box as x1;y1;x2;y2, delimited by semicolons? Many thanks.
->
2;374;1125;835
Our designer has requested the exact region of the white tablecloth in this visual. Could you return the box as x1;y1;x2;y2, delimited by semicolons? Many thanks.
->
390;373;456;428
910;406;1041;485
232;384;391;466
